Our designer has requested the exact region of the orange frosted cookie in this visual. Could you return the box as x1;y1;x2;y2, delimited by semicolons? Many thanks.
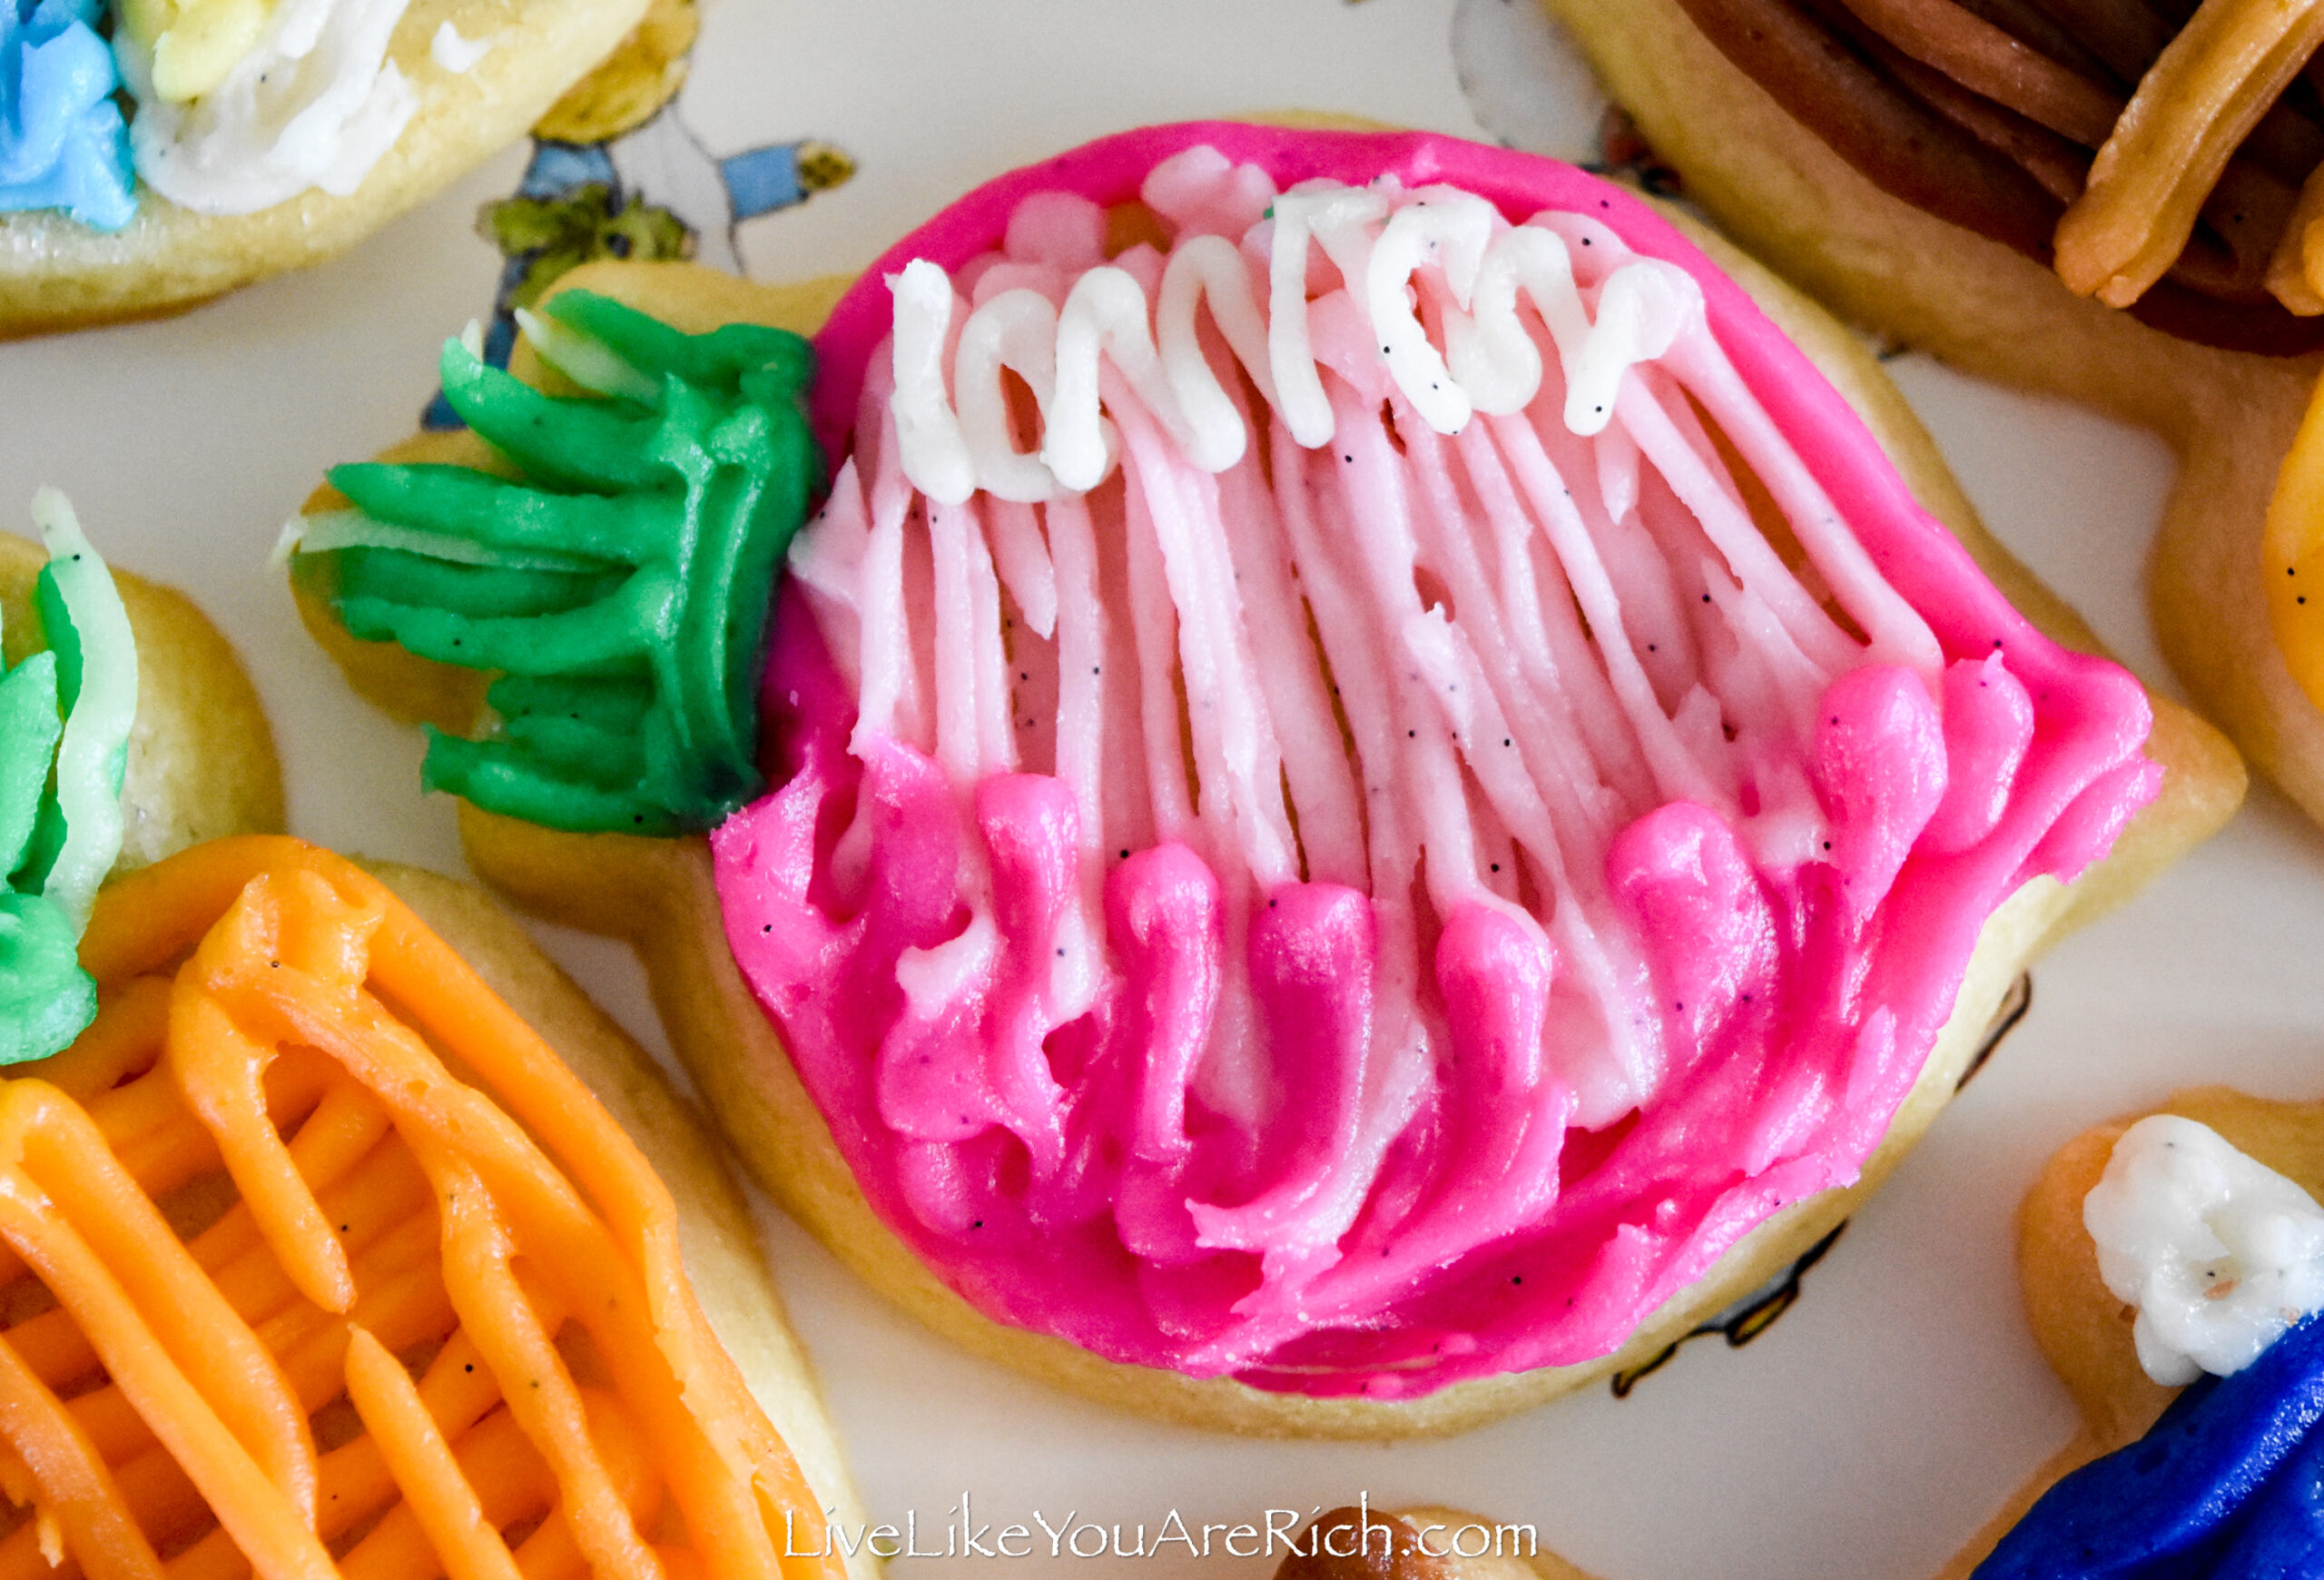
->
6;835;871;1580
3;502;872;1577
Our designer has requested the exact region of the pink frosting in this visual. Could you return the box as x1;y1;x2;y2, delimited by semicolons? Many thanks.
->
712;123;2162;1398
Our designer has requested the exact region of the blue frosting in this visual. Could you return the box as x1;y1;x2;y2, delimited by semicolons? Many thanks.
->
1;0;135;230
1975;1310;2324;1578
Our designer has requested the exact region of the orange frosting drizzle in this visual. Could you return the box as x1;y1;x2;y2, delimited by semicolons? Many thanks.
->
2056;0;2324;310
0;836;840;1580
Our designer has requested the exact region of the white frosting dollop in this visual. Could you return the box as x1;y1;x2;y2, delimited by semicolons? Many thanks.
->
2084;1114;2324;1387
118;0;419;216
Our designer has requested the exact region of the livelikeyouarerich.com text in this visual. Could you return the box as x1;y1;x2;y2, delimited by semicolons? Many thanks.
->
782;1494;1540;1562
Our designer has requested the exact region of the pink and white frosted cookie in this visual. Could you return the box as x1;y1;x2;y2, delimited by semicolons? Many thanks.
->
294;122;2244;1437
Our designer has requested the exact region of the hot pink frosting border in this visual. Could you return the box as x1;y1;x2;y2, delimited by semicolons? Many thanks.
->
718;123;2164;1397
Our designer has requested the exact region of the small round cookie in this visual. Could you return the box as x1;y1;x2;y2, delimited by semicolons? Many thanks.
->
1;519;282;863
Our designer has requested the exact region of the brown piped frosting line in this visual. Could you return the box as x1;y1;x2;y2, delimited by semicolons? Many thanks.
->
1672;0;2324;352
1837;0;2125;144
2024;0;2174;84
1811;0;2095;204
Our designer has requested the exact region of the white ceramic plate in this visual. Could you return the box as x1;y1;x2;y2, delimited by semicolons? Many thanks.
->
5;4;2321;1577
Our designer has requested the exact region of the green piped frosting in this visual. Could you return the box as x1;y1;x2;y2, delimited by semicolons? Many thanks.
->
1;491;135;1065
304;291;821;835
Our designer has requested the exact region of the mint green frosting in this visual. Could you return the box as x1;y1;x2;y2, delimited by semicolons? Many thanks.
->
300;291;820;835
1;492;135;1065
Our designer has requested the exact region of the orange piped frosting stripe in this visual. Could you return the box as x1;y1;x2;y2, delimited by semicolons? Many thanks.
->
0;835;842;1580
340;1327;519;1580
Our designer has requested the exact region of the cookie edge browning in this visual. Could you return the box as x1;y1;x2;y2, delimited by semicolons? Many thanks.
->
1540;0;2324;834
360;859;881;1580
310;212;2237;1434
0;529;285;864
0;0;655;338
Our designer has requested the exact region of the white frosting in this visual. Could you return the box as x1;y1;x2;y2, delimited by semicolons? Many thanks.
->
428;21;487;72
2084;1114;2324;1387
119;0;419;216
1153;231;1275;474
1265;180;1385;447
816;163;1961;1131
881;155;1709;506
887;258;978;508
956;288;1064;505
514;306;657;403
1364;185;1494;437
1047;265;1178;490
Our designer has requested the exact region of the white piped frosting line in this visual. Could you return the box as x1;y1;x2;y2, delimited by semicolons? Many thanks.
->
885;173;1727;505
1364;187;1495;437
954;289;1063;505
2086;1115;2324;1387
1045;268;1165;491
1156;232;1278;472
1265;183;1385;447
887;261;977;508
813;149;1956;1128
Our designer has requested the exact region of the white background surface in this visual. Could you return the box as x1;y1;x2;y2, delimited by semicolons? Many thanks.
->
5;2;2323;1576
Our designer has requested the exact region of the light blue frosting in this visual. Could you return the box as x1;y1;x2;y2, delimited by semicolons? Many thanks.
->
1;0;135;230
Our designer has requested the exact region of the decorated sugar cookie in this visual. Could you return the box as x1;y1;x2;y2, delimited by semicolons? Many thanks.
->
0;0;656;333
285;121;2241;1437
2;500;876;1580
